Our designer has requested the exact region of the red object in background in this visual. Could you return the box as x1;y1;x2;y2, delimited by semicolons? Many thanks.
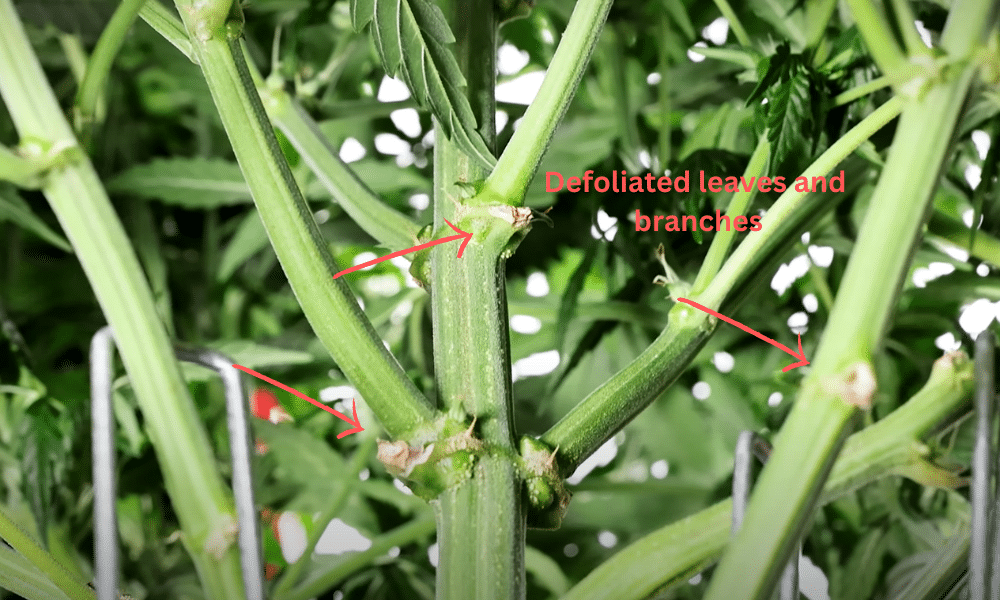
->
252;398;290;580
250;388;294;424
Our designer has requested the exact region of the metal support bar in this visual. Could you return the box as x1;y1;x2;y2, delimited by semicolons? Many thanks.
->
732;430;800;600
90;327;265;600
90;327;119;600
971;329;998;600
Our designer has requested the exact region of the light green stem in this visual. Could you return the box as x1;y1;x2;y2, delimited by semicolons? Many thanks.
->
889;0;932;57
136;5;419;252
0;507;94;600
699;96;904;308
563;351;974;600
691;134;770;295
928;212;1000;266
704;2;992;593
832;76;891;106
76;0;147;130
482;0;613;205
844;0;909;78
138;0;194;60
711;0;751;47
172;2;435;439
0;2;246;597
258;80;420;252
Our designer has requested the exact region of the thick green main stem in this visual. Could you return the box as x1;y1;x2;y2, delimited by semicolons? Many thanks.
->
171;1;435;439
431;2;524;598
704;2;994;596
0;3;247;598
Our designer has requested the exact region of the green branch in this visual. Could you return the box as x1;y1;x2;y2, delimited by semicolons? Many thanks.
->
139;4;420;253
563;351;974;600
845;0;909;78
832;76;890;106
711;0;751;47
690;133;770;295
258;80;421;252
172;2;436;439
542;97;903;475
138;0;194;60
75;0;146;130
698;95;904;309
482;0;614;205
273;436;377;598
283;514;436;600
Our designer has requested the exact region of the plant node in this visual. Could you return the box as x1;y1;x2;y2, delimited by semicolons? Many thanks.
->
519;437;572;529
824;361;877;409
375;416;488;499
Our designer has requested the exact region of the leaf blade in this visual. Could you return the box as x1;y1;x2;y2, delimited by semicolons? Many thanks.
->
357;0;496;171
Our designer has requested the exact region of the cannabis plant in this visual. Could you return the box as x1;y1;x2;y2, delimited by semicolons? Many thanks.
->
0;0;998;598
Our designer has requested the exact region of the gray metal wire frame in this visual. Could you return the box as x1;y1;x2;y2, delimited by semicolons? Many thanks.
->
971;329;999;600
732;430;800;600
90;326;265;600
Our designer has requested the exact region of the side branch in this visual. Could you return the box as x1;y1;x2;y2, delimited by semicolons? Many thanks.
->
541;98;903;475
482;0;614;205
174;2;436;438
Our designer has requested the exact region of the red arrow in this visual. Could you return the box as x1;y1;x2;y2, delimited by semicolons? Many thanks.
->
233;365;364;438
677;298;809;372
332;219;472;279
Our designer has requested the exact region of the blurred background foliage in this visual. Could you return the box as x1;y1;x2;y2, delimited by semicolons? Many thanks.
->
1;0;998;598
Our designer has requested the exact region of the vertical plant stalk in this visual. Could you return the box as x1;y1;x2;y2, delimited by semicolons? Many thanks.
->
170;0;436;439
429;1;524;598
703;1;995;595
0;2;247;598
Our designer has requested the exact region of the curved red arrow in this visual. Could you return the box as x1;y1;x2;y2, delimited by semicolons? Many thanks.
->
233;364;364;438
332;219;472;279
677;298;809;372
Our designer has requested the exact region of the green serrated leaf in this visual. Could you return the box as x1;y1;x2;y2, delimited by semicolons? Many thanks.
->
352;0;496;171
108;157;252;208
766;69;811;166
746;43;792;107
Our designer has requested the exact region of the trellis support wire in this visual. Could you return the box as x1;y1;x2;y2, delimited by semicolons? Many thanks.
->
90;326;265;600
